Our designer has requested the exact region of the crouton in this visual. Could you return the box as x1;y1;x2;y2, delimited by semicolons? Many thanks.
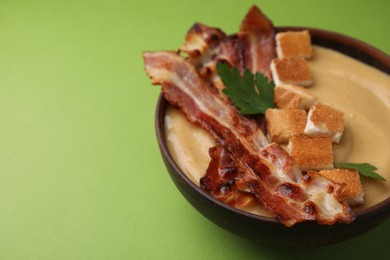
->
318;169;364;206
304;103;344;143
270;58;313;87
288;135;333;171
274;84;317;110
265;109;307;143
276;30;313;59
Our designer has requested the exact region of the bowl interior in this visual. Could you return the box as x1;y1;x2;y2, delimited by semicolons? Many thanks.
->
155;27;390;246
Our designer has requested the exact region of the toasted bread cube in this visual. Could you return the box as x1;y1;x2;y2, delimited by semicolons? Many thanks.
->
288;135;333;171
319;169;364;206
270;58;313;87
274;84;317;110
276;30;313;59
304;103;344;143
265;109;306;143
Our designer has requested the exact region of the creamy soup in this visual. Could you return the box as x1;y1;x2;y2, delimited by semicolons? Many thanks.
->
164;46;390;216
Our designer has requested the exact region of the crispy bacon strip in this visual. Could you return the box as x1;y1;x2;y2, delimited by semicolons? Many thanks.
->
180;23;243;70
200;145;256;208
143;51;354;226
144;50;268;149
239;5;275;78
180;23;243;101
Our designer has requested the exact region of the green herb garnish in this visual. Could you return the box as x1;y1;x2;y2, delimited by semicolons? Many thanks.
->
217;62;275;115
336;162;386;181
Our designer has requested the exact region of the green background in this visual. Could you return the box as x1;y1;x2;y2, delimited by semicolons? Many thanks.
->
0;0;389;259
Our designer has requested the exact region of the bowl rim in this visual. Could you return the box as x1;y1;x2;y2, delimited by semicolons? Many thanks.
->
154;26;390;225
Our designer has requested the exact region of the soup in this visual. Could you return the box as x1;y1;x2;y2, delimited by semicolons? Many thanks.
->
165;46;390;216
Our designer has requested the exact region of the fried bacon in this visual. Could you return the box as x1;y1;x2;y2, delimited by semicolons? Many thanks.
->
239;5;275;78
200;145;256;209
143;51;354;226
145;51;268;149
180;23;243;101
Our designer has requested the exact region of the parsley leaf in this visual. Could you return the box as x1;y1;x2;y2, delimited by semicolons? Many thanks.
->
217;62;275;115
336;162;386;181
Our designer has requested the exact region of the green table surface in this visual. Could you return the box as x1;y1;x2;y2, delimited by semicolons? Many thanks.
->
0;0;389;259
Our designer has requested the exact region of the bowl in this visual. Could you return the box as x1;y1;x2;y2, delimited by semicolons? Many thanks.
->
154;27;390;247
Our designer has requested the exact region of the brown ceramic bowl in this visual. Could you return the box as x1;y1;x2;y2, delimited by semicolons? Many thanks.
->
154;27;390;247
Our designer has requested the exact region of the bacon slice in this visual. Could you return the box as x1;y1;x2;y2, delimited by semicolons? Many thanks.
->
143;51;354;226
180;23;243;70
200;145;256;208
180;23;243;101
144;51;268;149
239;5;275;78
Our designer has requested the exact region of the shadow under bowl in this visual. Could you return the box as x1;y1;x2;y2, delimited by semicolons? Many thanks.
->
154;27;390;247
